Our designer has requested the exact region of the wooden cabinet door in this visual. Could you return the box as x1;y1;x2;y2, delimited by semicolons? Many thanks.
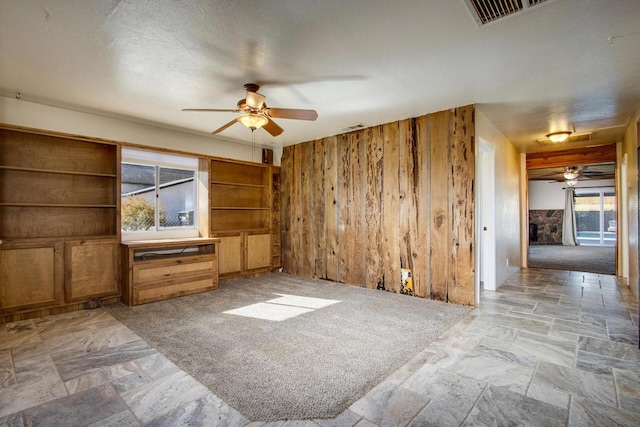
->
0;241;63;313
65;239;119;302
217;234;243;275
246;233;271;270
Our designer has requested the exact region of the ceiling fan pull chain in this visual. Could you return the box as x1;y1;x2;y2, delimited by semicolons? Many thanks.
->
252;128;256;163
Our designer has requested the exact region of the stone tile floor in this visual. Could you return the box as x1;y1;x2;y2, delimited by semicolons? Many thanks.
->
1;268;638;426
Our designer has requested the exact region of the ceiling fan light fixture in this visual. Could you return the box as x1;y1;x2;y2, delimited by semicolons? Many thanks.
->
566;179;578;186
546;131;572;143
238;113;268;130
563;172;579;180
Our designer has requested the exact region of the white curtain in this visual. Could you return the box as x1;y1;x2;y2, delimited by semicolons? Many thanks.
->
562;187;578;246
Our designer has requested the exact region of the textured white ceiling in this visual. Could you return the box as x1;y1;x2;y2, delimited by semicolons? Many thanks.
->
1;0;639;152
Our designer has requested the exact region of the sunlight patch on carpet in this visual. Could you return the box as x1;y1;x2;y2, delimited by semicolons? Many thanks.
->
267;294;341;309
223;294;341;321
223;302;313;321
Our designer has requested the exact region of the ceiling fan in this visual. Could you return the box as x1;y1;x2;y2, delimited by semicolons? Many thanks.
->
182;83;318;136
532;163;615;183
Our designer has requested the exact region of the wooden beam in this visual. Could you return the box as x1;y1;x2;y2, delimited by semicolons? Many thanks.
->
526;145;616;170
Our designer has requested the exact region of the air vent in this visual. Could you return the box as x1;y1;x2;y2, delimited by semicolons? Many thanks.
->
463;0;551;27
537;133;592;147
341;123;368;133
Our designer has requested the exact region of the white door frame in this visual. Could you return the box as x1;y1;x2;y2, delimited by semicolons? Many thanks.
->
476;138;497;304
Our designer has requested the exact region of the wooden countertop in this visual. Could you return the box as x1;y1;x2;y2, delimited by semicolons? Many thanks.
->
121;237;220;248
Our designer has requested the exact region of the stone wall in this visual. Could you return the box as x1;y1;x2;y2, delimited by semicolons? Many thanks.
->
529;210;563;245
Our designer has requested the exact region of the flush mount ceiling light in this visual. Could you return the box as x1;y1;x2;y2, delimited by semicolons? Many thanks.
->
546;131;572;143
238;113;268;130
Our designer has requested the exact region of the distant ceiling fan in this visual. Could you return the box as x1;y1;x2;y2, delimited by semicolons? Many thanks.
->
182;83;318;136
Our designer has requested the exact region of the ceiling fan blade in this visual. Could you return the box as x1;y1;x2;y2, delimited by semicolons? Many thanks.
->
182;108;241;113
265;107;318;121
262;117;284;136
246;91;265;110
212;118;239;134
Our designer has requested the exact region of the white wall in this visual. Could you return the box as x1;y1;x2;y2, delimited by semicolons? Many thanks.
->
529;179;616;210
476;110;521;287
0;96;282;165
528;181;566;210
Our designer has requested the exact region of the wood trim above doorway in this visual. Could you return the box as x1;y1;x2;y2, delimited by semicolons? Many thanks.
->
526;145;616;170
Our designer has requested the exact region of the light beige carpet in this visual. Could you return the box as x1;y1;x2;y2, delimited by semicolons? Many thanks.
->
529;245;615;274
106;273;470;421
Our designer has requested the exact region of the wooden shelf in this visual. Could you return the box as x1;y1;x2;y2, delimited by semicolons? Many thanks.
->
0;165;117;178
210;227;270;233
211;181;268;188
0;203;117;208
0;129;117;176
210;159;270;187
0;206;118;239
122;237;220;249
211;207;270;211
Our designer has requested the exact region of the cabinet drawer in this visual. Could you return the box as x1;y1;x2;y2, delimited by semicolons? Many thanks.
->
133;257;214;284
134;277;214;305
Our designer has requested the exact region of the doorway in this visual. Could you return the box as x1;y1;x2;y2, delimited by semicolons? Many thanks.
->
526;158;617;275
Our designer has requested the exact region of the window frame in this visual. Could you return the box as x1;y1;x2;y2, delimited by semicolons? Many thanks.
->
574;186;616;247
121;148;199;241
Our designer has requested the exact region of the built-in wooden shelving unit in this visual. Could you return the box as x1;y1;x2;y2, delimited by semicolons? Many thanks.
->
0;126;121;323
209;158;272;281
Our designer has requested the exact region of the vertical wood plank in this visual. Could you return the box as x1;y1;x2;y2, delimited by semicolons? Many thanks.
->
383;122;400;293
448;105;475;305
399;119;419;296
337;133;350;284
290;143;303;275
365;126;384;289
300;142;313;278
429;111;451;301
414;116;430;298
281;147;292;273
324;136;339;281
313;138;326;278
346;131;367;286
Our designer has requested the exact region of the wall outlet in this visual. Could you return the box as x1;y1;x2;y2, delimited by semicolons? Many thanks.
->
506;258;510;267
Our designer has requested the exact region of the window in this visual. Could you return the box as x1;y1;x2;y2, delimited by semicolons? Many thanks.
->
121;148;199;240
575;187;616;247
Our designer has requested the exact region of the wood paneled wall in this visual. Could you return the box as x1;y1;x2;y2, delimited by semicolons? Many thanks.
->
281;105;475;305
